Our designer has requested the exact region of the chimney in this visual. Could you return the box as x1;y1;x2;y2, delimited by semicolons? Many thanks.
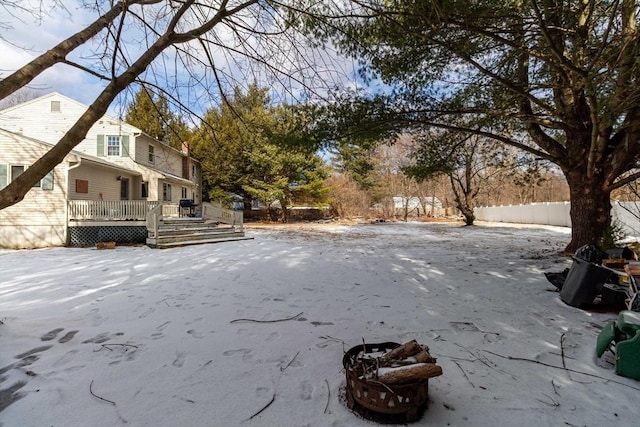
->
181;141;189;156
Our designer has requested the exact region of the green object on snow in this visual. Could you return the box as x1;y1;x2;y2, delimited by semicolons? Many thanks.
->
596;310;640;380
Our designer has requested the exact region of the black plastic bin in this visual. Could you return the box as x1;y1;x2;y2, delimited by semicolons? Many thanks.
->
560;257;611;308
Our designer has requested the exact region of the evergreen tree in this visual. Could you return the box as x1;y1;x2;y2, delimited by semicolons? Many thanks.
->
304;0;640;252
125;88;189;149
190;84;329;219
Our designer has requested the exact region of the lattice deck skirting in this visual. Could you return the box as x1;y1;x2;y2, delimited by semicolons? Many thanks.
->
68;226;147;247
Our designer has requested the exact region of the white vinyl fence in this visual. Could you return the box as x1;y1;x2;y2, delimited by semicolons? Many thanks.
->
474;201;639;237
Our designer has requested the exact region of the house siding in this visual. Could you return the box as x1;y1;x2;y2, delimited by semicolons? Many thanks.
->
0;93;139;158
0;93;201;200
0;92;205;248
0;131;70;248
0;94;87;147
68;162;138;201
134;134;183;177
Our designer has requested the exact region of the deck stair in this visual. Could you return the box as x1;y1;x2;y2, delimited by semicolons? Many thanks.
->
146;217;249;248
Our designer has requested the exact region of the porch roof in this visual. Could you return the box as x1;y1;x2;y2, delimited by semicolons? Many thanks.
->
141;162;194;186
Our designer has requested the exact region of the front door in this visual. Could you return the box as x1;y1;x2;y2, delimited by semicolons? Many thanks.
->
120;178;129;200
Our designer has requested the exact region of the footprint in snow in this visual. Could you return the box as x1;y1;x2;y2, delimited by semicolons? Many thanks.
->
156;321;171;331
15;346;53;359
300;381;313;400
82;332;124;344
40;328;64;342
59;330;79;343
222;348;253;360
173;352;187;368
187;329;204;339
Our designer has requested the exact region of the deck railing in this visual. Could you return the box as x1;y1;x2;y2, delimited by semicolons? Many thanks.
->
161;203;180;218
68;200;160;221
69;200;243;231
145;203;163;238
202;202;243;230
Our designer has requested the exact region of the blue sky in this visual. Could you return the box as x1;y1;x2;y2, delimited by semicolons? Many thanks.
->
0;2;106;105
0;1;368;121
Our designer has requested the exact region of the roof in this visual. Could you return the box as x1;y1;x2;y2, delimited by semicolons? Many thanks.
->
0;127;141;175
0;91;142;136
142;162;194;185
0;92;198;163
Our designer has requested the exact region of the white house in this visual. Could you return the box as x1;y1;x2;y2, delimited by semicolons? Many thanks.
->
0;92;202;205
0;92;211;248
392;196;443;211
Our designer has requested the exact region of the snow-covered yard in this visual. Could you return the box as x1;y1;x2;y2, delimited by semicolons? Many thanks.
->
1;221;637;426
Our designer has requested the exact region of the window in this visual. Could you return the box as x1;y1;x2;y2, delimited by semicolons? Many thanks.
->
191;164;196;179
42;171;54;190
141;182;148;198
0;164;7;189
107;135;120;156
11;165;24;182
50;101;61;112
163;183;172;201
181;187;188;199
0;165;54;190
148;145;155;163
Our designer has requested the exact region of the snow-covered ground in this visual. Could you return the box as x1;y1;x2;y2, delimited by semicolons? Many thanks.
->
1;221;637;427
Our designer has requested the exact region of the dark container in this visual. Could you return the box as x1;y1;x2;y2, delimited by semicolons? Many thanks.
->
600;283;629;309
606;247;636;260
560;257;611;308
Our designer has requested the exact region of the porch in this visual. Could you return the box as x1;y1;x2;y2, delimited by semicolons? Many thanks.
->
67;200;245;247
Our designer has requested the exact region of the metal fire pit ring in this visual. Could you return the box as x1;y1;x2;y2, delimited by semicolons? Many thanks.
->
343;342;430;423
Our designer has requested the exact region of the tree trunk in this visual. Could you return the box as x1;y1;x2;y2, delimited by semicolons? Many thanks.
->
243;193;252;211
563;171;612;254
459;203;475;226
450;175;475;226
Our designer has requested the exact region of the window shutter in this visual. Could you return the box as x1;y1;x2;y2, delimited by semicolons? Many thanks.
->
42;170;54;190
121;135;130;157
0;164;7;189
97;135;105;156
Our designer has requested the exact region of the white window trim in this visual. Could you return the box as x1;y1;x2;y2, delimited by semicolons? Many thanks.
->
107;135;121;156
1;164;54;190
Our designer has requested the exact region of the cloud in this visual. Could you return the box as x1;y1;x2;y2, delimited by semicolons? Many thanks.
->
0;1;362;115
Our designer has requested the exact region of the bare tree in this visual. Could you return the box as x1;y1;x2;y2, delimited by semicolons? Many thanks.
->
0;0;344;209
0;87;43;110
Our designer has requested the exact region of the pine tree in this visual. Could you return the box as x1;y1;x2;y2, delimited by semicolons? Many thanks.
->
125;88;189;149
190;84;329;219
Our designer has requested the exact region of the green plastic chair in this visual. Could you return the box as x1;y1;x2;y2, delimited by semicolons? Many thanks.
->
596;310;640;380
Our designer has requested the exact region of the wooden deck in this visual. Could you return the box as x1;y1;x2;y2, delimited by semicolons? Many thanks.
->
68;200;161;221
67;200;244;247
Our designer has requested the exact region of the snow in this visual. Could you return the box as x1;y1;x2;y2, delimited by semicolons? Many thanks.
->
1;221;638;427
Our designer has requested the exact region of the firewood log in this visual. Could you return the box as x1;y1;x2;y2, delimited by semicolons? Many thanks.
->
414;350;436;364
384;340;422;360
377;363;443;384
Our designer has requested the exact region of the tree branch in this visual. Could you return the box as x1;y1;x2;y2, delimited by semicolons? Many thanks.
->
0;1;143;99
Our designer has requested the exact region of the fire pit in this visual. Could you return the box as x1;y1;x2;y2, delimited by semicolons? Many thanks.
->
343;341;441;423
